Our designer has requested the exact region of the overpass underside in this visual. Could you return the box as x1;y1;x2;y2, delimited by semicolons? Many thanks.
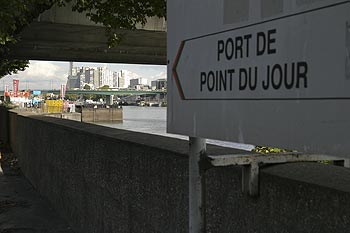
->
9;22;166;65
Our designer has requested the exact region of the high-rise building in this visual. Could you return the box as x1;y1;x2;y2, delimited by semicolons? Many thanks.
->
113;72;119;88
92;68;98;89
67;65;145;90
151;79;167;90
67;65;81;89
118;70;125;88
130;78;148;88
100;67;113;87
67;76;80;89
84;67;92;84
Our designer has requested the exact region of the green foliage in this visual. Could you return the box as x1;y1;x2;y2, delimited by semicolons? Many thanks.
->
99;85;110;90
82;94;100;101
0;0;54;38
0;59;29;77
318;160;331;165
253;146;333;165
0;100;16;109
65;94;78;101
252;146;295;154
0;0;61;77
83;84;91;90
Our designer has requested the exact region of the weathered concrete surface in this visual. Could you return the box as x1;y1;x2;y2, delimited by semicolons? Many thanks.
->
0;107;9;144
206;163;350;232
81;108;123;123
1;107;350;233
10;112;191;233
0;175;75;233
0;143;74;233
44;113;82;122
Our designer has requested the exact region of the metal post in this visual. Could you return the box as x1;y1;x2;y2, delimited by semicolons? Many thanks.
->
189;137;206;233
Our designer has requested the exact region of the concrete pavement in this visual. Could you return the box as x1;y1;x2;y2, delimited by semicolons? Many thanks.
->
0;142;75;233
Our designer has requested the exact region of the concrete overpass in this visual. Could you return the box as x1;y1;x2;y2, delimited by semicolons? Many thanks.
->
8;2;167;65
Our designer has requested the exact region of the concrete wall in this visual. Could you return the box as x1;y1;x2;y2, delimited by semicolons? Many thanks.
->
81;108;123;122
0;106;9;144
1;107;350;233
43;113;82;122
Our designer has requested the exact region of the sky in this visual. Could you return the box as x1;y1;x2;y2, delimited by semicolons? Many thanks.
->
1;60;167;90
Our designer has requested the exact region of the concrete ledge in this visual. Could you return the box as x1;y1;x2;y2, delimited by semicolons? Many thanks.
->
262;162;350;193
206;163;350;232
2;108;350;233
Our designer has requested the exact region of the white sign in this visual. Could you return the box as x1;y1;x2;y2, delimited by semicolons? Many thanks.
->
167;0;350;157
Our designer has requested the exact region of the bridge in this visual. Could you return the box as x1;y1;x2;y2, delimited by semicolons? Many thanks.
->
37;89;166;96
8;2;166;65
2;89;166;98
37;89;167;105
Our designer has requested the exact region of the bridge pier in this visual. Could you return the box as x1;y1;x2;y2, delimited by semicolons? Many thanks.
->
106;95;114;106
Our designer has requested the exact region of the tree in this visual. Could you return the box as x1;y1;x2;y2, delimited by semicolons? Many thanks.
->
0;0;166;77
0;59;29;77
0;0;66;77
83;84;91;90
65;93;78;101
99;85;110;90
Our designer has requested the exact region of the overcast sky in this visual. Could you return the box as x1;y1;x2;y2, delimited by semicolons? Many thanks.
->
1;60;167;90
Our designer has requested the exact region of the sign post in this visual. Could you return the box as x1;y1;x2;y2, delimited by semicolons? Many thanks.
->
189;137;206;233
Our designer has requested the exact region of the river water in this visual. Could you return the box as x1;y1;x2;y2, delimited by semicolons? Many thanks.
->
97;106;254;151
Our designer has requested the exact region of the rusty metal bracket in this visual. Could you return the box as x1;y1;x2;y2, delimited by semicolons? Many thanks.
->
205;152;350;197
